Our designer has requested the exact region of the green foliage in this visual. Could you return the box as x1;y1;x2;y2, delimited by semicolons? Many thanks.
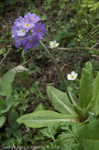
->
0;116;6;128
17;110;77;128
93;73;99;106
1;95;14;113
78;120;99;150
67;87;78;105
0;70;15;96
40;122;80;150
0;70;15;128
0;98;6;112
34;103;45;112
0;0;16;14
40;123;60;141
79;68;92;109
58;122;81;150
47;86;77;115
0;96;14;128
85;62;93;80
17;61;99;129
0;95;14;114
27;63;39;74
43;0;98;54
90;2;99;11
0;0;99;148
0;0;31;14
30;81;45;100
82;0;99;11
3;109;22;145
8;108;19;128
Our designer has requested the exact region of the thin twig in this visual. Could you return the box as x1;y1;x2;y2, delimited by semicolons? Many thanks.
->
22;58;32;66
0;49;10;66
90;41;99;49
51;47;99;52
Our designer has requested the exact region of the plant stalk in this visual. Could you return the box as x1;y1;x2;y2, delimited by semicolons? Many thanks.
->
40;40;72;104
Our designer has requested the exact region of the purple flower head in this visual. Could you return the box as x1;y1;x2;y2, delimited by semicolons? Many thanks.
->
11;12;47;52
24;35;39;51
19;19;34;32
14;16;25;26
24;12;41;24
11;26;18;38
32;22;47;39
14;36;27;48
16;26;26;36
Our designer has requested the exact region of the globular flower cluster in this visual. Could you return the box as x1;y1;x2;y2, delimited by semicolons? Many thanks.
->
11;12;47;52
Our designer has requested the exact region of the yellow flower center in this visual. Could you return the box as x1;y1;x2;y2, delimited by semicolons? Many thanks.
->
71;75;74;79
31;18;33;21
53;43;56;46
25;23;29;27
22;30;24;33
23;19;25;22
20;37;23;40
37;29;40;33
29;39;33;42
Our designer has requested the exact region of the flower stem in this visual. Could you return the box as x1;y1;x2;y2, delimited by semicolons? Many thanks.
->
40;40;72;104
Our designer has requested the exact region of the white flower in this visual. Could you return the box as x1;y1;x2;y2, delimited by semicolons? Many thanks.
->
49;40;59;49
67;71;78;81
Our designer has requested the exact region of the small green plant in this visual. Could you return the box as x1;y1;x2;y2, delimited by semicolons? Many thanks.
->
0;70;15;127
17;61;99;149
82;0;99;11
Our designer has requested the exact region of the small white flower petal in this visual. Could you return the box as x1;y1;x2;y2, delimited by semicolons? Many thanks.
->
56;43;59;46
67;74;71;79
49;41;53;44
72;76;76;80
71;71;76;75
75;73;78;78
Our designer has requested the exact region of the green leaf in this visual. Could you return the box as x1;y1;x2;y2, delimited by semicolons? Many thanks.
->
41;123;60;141
67;87;78;105
73;105;88;119
90;2;99;11
78;120;99;150
0;70;15;96
8;109;20;130
73;105;84;118
85;61;93;81
17;110;78;128
47;86;77;115
79;68;92;109
28;63;39;74
5;95;14;109
0;98;6;112
91;106;99;116
34;103;45;112
8;109;19;126
12;129;22;138
1;95;14;113
93;73;99;106
0;116;6;128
